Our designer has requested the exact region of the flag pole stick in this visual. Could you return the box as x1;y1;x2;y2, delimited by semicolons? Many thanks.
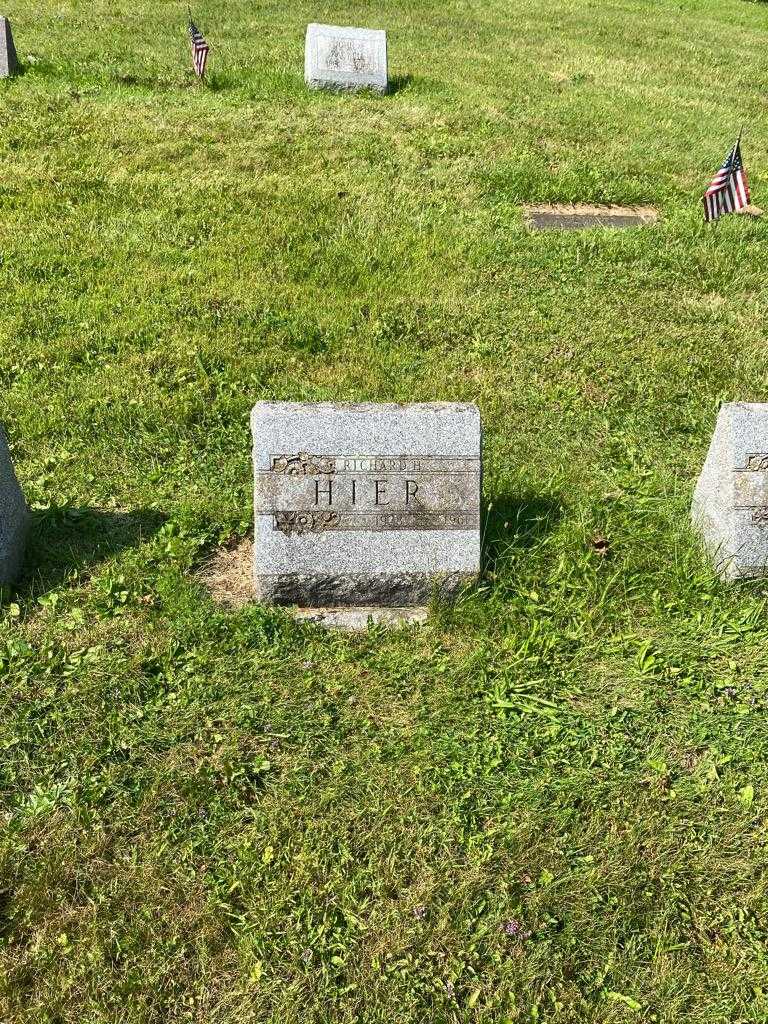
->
187;5;194;84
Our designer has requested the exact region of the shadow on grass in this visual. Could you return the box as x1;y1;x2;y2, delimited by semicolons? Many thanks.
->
11;59;61;81
203;71;242;93
387;75;413;94
11;506;167;600
482;493;564;571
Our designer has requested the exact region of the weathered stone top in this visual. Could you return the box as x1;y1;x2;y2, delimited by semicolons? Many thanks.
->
251;401;479;469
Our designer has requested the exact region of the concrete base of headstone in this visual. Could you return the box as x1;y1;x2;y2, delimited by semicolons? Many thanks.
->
692;403;768;578
293;605;428;631
305;24;388;93
0;427;29;584
0;17;19;79
251;401;481;608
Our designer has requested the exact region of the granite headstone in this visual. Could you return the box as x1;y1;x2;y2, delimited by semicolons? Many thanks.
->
692;402;768;578
305;24;388;94
0;426;28;584
251;402;481;607
0;16;19;79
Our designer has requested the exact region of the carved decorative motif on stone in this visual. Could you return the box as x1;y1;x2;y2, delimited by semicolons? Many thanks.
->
275;510;341;536
271;453;336;477
750;508;768;527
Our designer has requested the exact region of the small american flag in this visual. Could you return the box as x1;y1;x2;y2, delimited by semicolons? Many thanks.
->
703;134;750;222
188;15;210;79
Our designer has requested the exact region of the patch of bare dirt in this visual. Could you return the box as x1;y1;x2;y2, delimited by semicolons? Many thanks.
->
199;537;254;609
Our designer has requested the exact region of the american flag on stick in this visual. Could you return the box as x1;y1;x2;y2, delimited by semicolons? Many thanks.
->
188;11;210;79
703;131;750;222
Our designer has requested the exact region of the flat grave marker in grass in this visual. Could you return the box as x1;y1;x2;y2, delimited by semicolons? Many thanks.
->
251;402;481;616
305;23;388;94
0;16;19;78
693;402;768;578
524;204;659;232
0;426;28;584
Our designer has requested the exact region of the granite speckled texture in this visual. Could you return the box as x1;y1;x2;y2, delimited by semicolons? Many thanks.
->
0;427;28;584
0;17;19;78
305;24;387;93
692;403;768;578
252;402;481;607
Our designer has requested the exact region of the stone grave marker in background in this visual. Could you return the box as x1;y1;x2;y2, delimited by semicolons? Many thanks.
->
305;24;388;94
524;204;658;232
692;403;768;578
0;17;19;78
251;402;481;624
0;426;28;584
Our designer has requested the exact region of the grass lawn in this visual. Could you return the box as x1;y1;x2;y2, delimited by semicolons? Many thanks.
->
2;0;768;1020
